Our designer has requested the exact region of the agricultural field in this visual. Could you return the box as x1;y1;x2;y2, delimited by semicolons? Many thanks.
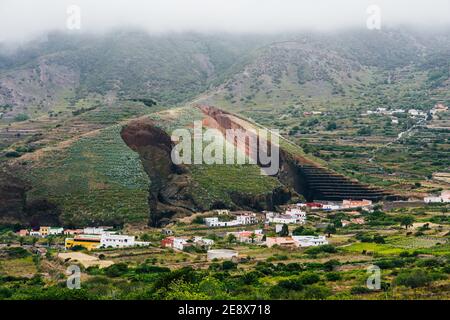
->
19;124;150;226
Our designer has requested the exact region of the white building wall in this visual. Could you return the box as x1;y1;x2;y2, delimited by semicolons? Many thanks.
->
100;234;135;248
292;236;328;247
173;238;188;250
48;228;64;235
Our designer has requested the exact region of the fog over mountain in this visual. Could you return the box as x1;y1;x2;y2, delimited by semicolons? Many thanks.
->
1;0;450;43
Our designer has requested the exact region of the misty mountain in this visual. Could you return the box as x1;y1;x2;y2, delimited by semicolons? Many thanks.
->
0;28;449;122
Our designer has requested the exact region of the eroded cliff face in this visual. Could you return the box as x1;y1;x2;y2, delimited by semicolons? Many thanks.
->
121;118;196;227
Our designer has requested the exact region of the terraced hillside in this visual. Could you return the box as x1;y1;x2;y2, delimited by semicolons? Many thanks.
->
199;105;392;202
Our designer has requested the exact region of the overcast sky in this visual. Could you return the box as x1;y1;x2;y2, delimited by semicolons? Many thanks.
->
0;0;449;42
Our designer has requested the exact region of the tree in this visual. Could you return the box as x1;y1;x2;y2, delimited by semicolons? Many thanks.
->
18;237;25;246
399;215;415;229
278;224;289;237
31;237;38;247
249;233;257;243
226;234;236;244
140;233;151;241
326;122;337;131
395;270;434;289
325;225;336;237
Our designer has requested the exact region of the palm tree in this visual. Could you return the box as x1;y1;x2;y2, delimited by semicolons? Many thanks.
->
249;233;256;243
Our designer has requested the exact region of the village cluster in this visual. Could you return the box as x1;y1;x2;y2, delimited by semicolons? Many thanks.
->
16;226;150;250
159;199;377;254
361;103;448;124
15;191;449;259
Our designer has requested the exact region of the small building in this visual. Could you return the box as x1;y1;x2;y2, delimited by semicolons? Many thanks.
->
207;249;238;261
48;227;64;236
173;237;189;250
66;233;149;250
204;212;258;227
17;229;29;237
292;236;328;247
193;236;215;249
431;103;448;115
266;213;302;224
322;203;341;211
29;230;41;237
100;234;136;249
424;190;450;203
265;237;296;248
285;208;306;217
39;226;50;237
161;229;174;236
161;236;174;248
342;199;372;209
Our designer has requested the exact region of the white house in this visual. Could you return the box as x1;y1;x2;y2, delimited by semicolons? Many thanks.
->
322;204;341;211
266;211;305;224
424;190;450;203
29;230;41;237
100;234;149;248
424;196;443;203
204;213;258;227
292;236;328;247
48;227;64;236
266;214;300;224
193;236;215;248
172;237;189;250
285;208;306;217
408;109;426;117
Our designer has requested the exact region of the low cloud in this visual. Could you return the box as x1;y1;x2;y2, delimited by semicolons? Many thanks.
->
1;0;449;42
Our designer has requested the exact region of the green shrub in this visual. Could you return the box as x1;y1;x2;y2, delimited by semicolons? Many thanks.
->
305;245;337;255
350;286;372;294
104;263;129;277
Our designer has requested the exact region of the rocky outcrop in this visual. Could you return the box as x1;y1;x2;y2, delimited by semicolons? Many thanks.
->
121;117;197;227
